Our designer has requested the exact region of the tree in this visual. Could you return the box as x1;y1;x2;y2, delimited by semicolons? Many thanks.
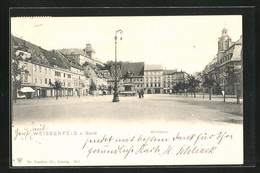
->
11;48;24;103
49;80;62;100
226;65;240;88
212;66;221;94
89;79;97;96
225;65;241;103
172;83;180;94
187;75;201;98
202;74;216;100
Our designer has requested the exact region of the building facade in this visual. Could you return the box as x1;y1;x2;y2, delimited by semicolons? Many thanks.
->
144;64;164;94
107;62;144;96
163;70;187;93
203;27;243;95
11;35;99;99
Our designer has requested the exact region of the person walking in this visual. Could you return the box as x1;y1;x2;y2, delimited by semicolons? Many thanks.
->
141;89;144;98
138;90;141;98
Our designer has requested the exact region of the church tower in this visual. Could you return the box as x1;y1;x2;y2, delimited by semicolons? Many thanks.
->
218;27;232;52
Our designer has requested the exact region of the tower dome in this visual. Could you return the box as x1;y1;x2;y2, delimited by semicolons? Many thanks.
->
222;27;228;35
218;26;232;52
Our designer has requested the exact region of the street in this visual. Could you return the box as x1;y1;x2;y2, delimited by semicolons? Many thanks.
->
12;94;243;126
12;94;243;166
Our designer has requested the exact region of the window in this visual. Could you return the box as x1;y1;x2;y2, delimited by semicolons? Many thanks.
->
146;84;149;87
34;77;37;83
68;82;71;87
155;84;157;87
68;74;71;78
45;78;47;84
39;77;42;84
140;79;142;82
150;84;153;87
49;79;51;84
64;73;66;77
45;67;47;74
39;66;41;72
158;84;160;87
55;71;61;77
137;85;139;87
35;65;37;71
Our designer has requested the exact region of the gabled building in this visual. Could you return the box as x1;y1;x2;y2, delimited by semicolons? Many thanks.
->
11;35;54;98
58;44;104;67
107;62;144;95
119;62;144;93
11;35;90;98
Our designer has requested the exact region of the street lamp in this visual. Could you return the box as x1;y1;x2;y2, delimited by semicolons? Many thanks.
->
112;29;123;102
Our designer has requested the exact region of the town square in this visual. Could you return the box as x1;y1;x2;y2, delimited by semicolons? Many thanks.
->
11;15;243;166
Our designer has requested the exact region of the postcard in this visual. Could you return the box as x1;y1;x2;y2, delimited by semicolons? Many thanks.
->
11;14;243;166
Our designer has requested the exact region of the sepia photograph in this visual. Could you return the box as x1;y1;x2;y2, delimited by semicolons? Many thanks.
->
11;14;243;166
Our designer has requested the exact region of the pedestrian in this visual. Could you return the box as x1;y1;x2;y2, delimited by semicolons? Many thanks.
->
141;89;144;98
138;90;141;98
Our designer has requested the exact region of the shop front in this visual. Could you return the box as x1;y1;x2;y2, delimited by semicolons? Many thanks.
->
18;87;35;99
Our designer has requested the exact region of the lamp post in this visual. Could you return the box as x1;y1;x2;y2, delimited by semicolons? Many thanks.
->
112;30;123;102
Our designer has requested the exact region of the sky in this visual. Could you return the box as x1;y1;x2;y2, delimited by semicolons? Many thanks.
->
11;16;242;74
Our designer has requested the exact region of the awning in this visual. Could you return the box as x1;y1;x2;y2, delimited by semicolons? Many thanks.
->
122;84;134;86
19;87;35;93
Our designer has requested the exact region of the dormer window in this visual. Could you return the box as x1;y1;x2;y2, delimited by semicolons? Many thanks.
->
53;57;56;60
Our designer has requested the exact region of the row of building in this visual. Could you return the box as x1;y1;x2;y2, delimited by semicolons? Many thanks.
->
107;62;187;95
202;27;243;95
12;35;107;99
12;35;187;99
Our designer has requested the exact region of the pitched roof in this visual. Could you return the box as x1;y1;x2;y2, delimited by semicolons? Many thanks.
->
59;52;83;70
144;64;163;71
11;35;51;67
120;62;144;76
58;48;103;64
163;69;178;75
40;49;71;70
58;48;89;57
231;45;242;61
